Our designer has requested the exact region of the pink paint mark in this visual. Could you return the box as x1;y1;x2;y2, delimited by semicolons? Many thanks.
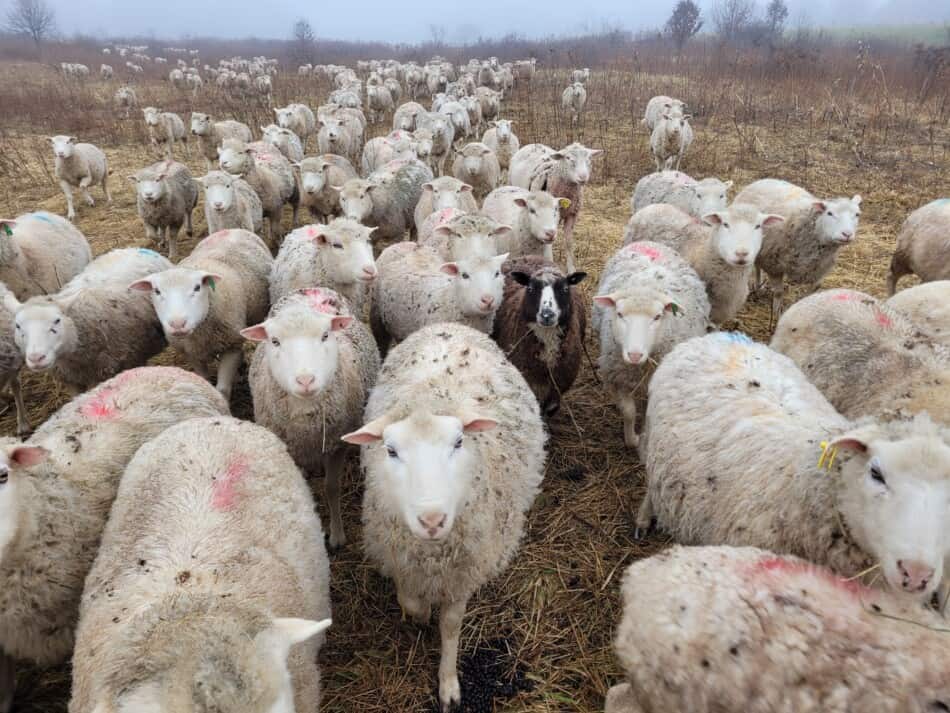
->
205;229;232;246
211;456;249;511
306;225;320;238
875;310;893;329
301;287;338;314
625;243;663;262
436;208;455;223
830;291;860;302
80;386;120;421
750;556;868;597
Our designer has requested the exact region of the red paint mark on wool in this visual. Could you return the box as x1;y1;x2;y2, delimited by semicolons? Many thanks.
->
205;230;231;245
875;310;893;329
625;243;663;262
80;386;120;421
211;456;249;511
830;291;860;302
301;288;337;314
436;208;455;223
751;556;867;598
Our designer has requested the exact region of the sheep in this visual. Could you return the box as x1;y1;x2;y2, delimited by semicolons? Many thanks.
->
275;103;317;150
316;115;361;165
561;82;587;126
0;211;92;300
475;86;501;122
0;366;228;711
419;213;510;262
296;154;359;223
261;123;305;162
393;101;425;131
481;119;519;182
413;176;477;232
254;72;272;101
48;135;111;222
886;280;950;347
493;255;586;416
642;95;685;131
384;77;403;104
417;206;468;245
481;186;566;264
606;545;950;713
734;178;862;318
270;219;377;312
69;416;330;713
361;132;416;176
0;285;27;437
450;142;500;201
415;111;455;176
509;142;602;274
366;83;395;123
99;63;113;79
637;330;950;601
7;248;171;394
369;241;509;353
142;107;188;159
338;159;434;242
197;170;264;235
242;290;379;550
571;67;590;84
886;199;950;295
438;100;472;143
460;95;483;138
630;171;732;218
218;139;300;244
341;322;545;711
650;113;693;171
189;112;252;170
129;160;198;261
130;229;272;401
113;86;137;118
623;203;784;325
592;241;710;447
771;288;950;424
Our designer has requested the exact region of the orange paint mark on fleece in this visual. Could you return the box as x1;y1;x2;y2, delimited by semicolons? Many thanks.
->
211;456;250;511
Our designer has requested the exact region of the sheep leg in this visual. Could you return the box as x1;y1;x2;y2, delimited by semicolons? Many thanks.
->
214;349;242;401
9;373;30;437
438;598;467;712
769;273;785;326
396;586;431;623
184;208;194;238
543;243;554;262
620;394;639;448
0;650;14;713
102;172;112;204
166;226;179;262
78;175;96;207
886;252;910;296
604;683;646;713
60;181;76;220
322;448;347;550
562;211;577;274
634;494;655;539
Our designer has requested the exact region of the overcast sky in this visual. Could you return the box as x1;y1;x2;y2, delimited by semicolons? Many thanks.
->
45;0;950;44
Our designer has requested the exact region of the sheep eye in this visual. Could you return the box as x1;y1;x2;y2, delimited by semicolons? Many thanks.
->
723;223;730;229
321;331;330;342
386;446;398;459
453;436;463;450
270;338;280;347
154;288;161;296
870;465;886;485
54;318;61;325
529;209;536;215
0;469;7;485
193;284;201;292
754;224;761;230
653;314;662;321
494;271;500;277
827;211;834;216
461;272;470;279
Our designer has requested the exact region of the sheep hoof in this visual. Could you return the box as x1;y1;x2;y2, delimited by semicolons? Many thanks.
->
624;431;639;448
439;675;461;712
542;399;561;418
327;531;346;551
633;519;656;541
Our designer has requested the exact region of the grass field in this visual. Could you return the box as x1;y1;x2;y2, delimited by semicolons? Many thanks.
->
0;49;948;711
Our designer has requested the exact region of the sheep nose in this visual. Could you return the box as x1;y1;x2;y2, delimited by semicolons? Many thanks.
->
544;229;557;241
840;230;854;241
213;201;223;209
27;353;47;366
480;295;495;308
296;374;316;389
168;318;187;331
897;559;935;592
626;351;643;365
418;511;446;535
362;266;377;279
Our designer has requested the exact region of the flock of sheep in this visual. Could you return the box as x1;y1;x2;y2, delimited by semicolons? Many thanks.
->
2;49;950;713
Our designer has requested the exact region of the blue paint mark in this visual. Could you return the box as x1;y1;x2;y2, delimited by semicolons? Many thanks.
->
31;212;56;224
137;248;161;258
931;198;950;206
718;331;753;345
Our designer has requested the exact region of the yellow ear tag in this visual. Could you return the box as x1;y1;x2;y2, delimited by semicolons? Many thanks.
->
558;198;571;209
818;441;838;471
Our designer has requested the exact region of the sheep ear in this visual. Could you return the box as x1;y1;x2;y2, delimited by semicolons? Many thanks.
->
566;271;587;285
261;618;332;661
1;290;21;313
56;291;82;311
7;445;48;467
510;271;531;286
812;201;827;212
432;226;456;238
440;262;460;276
342;415;392;444
201;273;224;288
460;184;473;193
830;426;879;456
422;182;434;193
127;175;138;183
702;212;725;226
459;412;497;433
762;214;785;227
549;152;565;161
852;195;862;205
330;316;352;331
593;294;616;308
665;301;681;315
240;323;268;341
724;180;734;189
490;225;512;238
128;278;154;292
513;197;528;208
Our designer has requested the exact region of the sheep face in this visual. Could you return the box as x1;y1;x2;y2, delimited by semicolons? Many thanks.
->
217;143;252;176
130;170;168;204
510;268;586;328
49;135;76;159
594;290;677;366
311;222;377;285
11;298;77;371
274;106;296;129
551;145;601;185
703;209;782;267
458;146;490;179
200;173;237;212
0;443;47;562
693;179;733;216
834;418;950;600
515;192;562;244
424;178;473;211
813;195;862;245
441;253;509;317
492;120;513;141
142;107;161;127
130;269;220;337
190;112;212;136
412;131;433;160
338;180;374;223
299;164;328;196
243;305;352;398
344;412;498;540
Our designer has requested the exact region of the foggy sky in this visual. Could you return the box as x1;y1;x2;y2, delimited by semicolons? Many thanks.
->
44;0;950;44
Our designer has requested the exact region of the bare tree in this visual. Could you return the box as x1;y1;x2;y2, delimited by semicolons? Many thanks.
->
428;24;447;47
5;0;55;46
290;18;316;66
765;0;788;39
711;0;755;42
665;0;703;52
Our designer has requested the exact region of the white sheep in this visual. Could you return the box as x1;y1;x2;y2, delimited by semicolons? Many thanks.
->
142;107;188;159
270;220;377;311
49;135;111;221
886;280;950;347
7;248;172;394
366;84;395;123
734;178;862;318
630;171;732;218
642;95;685;131
189;112;252;170
0;285;27;436
99;63;113;79
481;119;519;182
369;241;508;352
113;86;137;118
276;103;317;150
623;202;784;324
342;322;545;711
0;211;92;300
638;331;950;601
561;82;587;126
360;132;416;176
886;199;950;295
197;170;264;235
296;154;359;223
593;241;710;447
316;115;361;165
606;545;950;713
69;416;330;713
130;229;272;401
261;123;305;162
509;142;602;274
413;176;477;232
338;159;434;242
571;68;590;84
393;101;425;131
650;113;693;171
129;160;198;261
419;213;510;262
451;142;500;201
415;112;455;176
243;289;379;549
481;186;566;264
771;288;950;424
0;367;227;709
